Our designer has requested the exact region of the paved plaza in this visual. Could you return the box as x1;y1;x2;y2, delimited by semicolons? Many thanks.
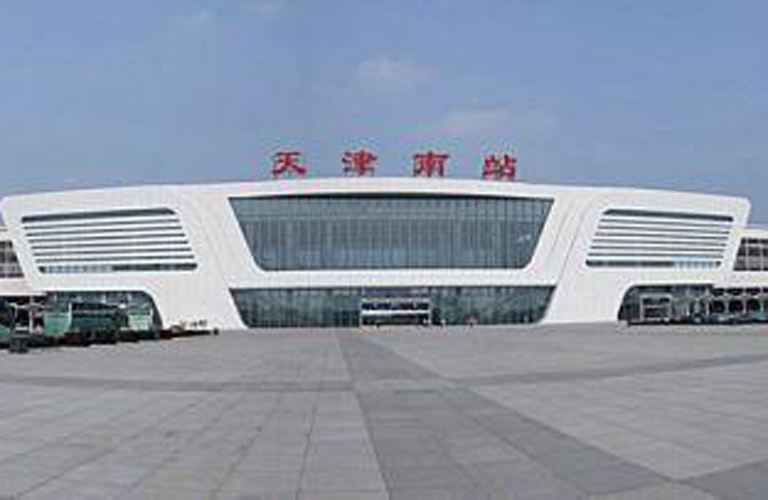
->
0;324;768;498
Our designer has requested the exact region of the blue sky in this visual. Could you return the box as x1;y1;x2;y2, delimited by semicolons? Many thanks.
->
1;1;767;218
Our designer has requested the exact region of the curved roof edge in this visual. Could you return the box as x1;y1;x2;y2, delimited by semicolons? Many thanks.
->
0;176;750;205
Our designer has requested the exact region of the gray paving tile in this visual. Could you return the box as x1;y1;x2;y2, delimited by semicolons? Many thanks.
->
382;465;475;491
121;484;218;500
216;492;296;500
463;459;576;496
0;466;61;496
687;461;768;500
20;479;126;500
298;492;388;500
300;467;385;492
4;326;768;499
389;484;487;500
566;462;666;496
457;352;768;387
236;453;306;472
338;334;436;381
343;334;669;498
591;482;718;499
62;462;150;487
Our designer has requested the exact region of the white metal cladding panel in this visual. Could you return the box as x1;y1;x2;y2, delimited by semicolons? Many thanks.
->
586;208;733;269
0;178;754;327
21;208;197;274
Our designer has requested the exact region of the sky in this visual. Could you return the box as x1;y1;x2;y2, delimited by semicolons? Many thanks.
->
1;0;767;219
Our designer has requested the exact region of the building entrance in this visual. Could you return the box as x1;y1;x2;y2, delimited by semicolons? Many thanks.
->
359;296;432;326
639;294;673;323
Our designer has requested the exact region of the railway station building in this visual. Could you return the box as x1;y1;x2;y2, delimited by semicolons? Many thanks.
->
1;177;767;329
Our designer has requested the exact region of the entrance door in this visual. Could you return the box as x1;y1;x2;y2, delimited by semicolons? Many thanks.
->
359;296;432;326
639;294;673;323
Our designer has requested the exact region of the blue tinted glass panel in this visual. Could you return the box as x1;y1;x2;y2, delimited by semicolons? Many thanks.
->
231;286;554;328
230;195;553;270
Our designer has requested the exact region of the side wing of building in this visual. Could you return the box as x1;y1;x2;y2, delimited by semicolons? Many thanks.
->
723;226;768;286
543;188;749;323
0;227;37;297
0;179;752;328
1;186;242;329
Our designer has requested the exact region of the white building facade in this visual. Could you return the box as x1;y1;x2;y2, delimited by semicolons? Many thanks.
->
0;178;764;329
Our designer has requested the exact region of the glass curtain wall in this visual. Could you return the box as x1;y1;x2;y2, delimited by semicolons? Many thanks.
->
0;241;23;278
618;285;711;323
47;291;162;327
230;195;553;270
231;286;554;328
734;238;768;271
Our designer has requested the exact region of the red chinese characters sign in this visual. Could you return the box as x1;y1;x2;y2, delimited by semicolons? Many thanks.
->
413;150;449;177
342;149;377;176
271;151;306;178
482;153;517;181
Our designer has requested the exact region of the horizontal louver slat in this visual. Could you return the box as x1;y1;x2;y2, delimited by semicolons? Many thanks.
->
587;209;733;269
22;208;197;274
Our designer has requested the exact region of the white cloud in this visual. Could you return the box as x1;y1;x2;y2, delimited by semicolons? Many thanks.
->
168;1;284;35
429;108;558;140
241;0;285;17
167;9;222;37
357;57;432;93
432;109;513;138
